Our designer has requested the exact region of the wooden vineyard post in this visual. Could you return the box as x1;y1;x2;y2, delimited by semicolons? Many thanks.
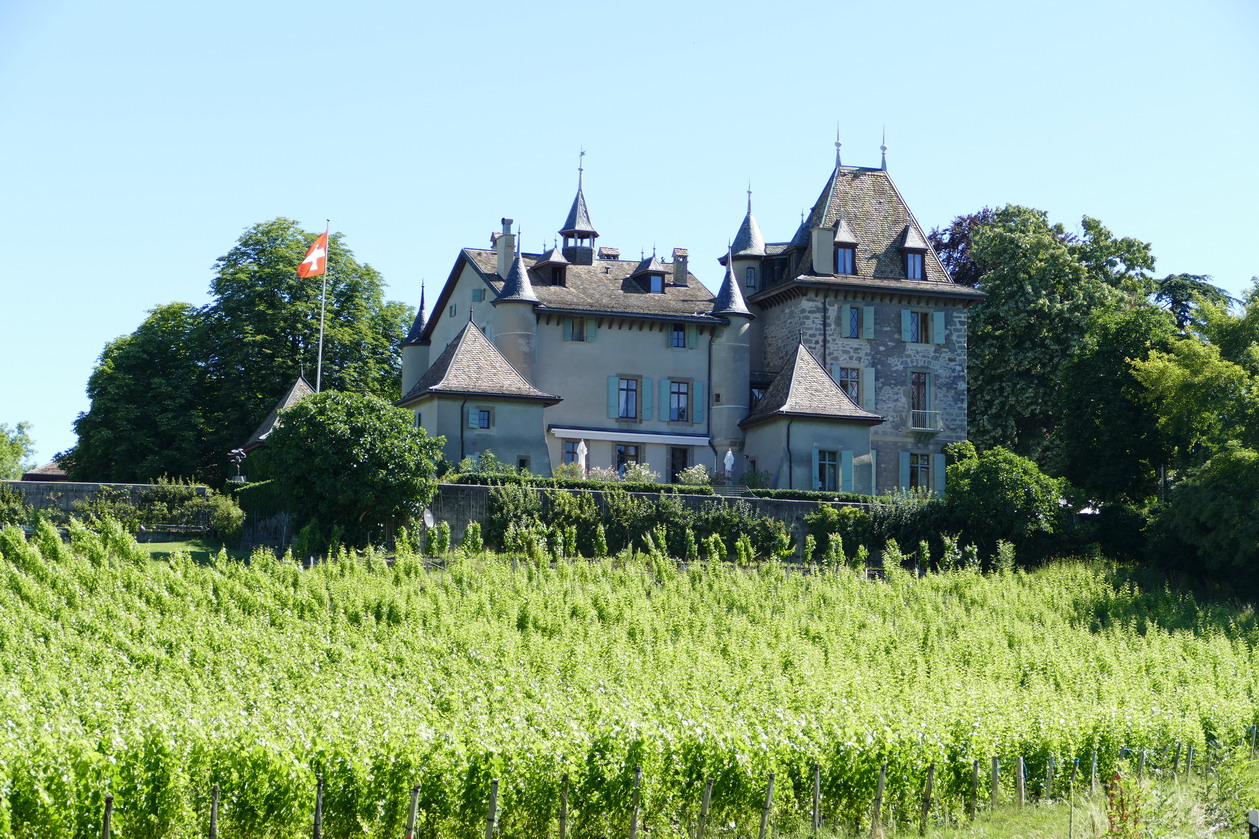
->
102;793;114;839
1069;759;1079;839
1015;757;1026;808
919;763;934;836
405;784;420;839
1172;743;1181;779
1089;753;1098;793
1045;757;1055;801
484;779;498;839
628;766;642;839
812;763;821;832
757;773;775;839
313;777;324;839
1185;744;1195;778
1137;750;1146;781
210;784;219;839
1250;726;1257;759
1205;742;1212;775
990;757;999;809
969;760;979;821
559;774;569;839
871;765;886;836
697;777;713;839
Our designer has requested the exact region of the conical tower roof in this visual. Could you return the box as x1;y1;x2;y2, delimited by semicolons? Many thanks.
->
560;170;598;239
731;193;765;257
402;287;428;345
711;252;752;317
495;253;538;303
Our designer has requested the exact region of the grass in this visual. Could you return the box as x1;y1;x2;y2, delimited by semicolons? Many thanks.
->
138;536;249;563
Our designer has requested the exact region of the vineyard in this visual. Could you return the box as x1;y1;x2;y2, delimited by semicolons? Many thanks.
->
0;517;1257;837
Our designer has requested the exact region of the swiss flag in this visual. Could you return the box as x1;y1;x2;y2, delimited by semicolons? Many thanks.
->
298;231;329;278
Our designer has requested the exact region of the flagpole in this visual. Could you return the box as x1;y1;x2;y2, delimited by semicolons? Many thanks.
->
315;220;330;392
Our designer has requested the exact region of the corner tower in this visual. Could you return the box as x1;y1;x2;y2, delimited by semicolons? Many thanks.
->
709;253;754;459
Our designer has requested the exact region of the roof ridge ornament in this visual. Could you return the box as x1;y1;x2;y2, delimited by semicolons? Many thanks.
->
834;123;842;168
880;126;888;171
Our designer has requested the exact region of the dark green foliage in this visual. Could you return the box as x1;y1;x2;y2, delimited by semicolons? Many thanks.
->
484;483;543;549
747;488;870;502
449;472;713;495
0;421;35;480
804;505;871;560
262;391;443;549
0;484;32;527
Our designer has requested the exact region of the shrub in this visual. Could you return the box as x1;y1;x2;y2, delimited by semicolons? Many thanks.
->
456;449;517;477
586;466;619;482
206;493;245;541
485;483;543;548
72;486;140;531
460;521;484;554
675;464;711;486
550;462;585;481
741;469;772;489
621;462;659;483
0;484;31;527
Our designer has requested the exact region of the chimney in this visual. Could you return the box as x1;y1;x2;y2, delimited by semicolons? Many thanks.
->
672;248;689;286
496;217;516;277
811;226;835;275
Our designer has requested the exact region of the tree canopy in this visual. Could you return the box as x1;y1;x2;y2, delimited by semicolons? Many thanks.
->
0;422;35;480
63;219;412;483
259;391;444;548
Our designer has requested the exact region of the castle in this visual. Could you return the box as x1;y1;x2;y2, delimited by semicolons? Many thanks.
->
398;144;983;492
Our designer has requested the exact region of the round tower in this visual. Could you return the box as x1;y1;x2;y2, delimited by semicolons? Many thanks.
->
709;254;754;463
400;286;429;398
491;252;539;383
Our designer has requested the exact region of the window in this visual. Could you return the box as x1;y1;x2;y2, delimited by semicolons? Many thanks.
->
749;386;765;408
844;305;861;339
911;311;931;343
910;371;940;430
906;252;925;280
669;447;688;482
670;323;687;348
669;381;689;422
570;318;586;342
836;367;860;403
618;377;639;419
563;441;579;464
472;288;485;302
835;246;856;275
414;412;422;429
448;304;457;318
745;266;759;292
817;450;839;492
477;409;492;429
615;443;639;476
649;275;664;293
909;453;931;489
550;265;566;286
517;456;530;473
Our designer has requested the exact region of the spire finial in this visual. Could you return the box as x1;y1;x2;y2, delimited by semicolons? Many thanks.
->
880;126;887;171
578;147;585;187
747;182;753;214
834;123;842;168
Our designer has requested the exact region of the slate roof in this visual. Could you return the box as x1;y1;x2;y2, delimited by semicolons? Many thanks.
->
711;257;752;317
244;376;316;450
398;321;561;407
535;244;569;267
740;344;882;428
731;206;766;256
402;287;428;345
632;254;669;276
496;253;539;302
788;166;981;294
560;181;598;238
455;249;723;323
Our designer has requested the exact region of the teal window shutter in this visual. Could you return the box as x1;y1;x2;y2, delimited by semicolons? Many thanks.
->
839;304;852;336
693;381;704;423
863;306;875;339
862;366;876;410
660;379;671;420
642;377;653;420
899;451;911;489
841;450;854;493
901;309;913;342
467;407;479;428
563;318;573;341
933;311;946;345
587;318;597;342
869;449;878;495
607;376;619;418
810;447;820;490
933;453;947;495
687;325;697;348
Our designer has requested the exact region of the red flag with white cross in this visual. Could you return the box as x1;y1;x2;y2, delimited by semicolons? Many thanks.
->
297;231;328;278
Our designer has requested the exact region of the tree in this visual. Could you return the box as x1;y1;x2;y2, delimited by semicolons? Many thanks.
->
259;391;444;548
63;220;413;483
1150;273;1233;330
1053;304;1176;504
1160;443;1259;581
0;421;35;480
928;208;998;287
63;303;209;482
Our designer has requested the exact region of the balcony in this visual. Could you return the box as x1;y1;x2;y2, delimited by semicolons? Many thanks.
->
908;410;943;431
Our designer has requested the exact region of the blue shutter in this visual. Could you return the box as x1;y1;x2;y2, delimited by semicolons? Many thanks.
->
811;447;820;490
467;407;479;428
693;381;705;424
587;318;597;342
687;325;698;349
841;450;854;493
933;453;947;495
660;379;671;420
563;318;573;341
862;366;876;409
863;306;875;339
869;450;878;495
642;378;653;420
901;309;913;342
839;304;852;337
607;376;619;418
899;451;911;489
933;311;946;345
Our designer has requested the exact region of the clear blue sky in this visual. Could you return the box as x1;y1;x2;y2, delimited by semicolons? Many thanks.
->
2;0;1256;468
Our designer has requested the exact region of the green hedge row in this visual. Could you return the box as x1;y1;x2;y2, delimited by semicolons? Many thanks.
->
446;473;715;495
748;488;872;503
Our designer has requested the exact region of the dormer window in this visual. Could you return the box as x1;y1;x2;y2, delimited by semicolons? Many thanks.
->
649;274;664;293
550;265;566;286
906;252;925;280
835;246;856;275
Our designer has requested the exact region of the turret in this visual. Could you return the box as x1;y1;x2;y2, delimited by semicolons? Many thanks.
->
559;156;598;265
729;188;766;296
400;286;429;398
709;253;754;460
490;253;539;384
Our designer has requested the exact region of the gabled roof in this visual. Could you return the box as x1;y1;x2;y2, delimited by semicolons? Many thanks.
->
534;244;569;267
495;253;539;303
559;178;598;239
833;215;858;246
902;222;930;250
631;254;668;276
740;344;882;428
711;255;752;317
402;287;428;346
243;376;316;450
398;321;560;407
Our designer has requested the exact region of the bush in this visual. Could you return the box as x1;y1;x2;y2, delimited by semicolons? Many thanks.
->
675;464;711;486
749;488;871;502
550;462;585;480
456;449;518;477
0;484;31;527
741;469;772;489
621;462;659;483
1156;444;1259;585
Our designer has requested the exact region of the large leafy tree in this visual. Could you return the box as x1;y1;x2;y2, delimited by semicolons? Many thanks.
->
259;391;444;547
1;421;35;480
64;219;412;483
